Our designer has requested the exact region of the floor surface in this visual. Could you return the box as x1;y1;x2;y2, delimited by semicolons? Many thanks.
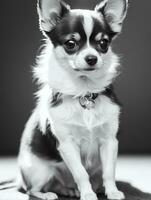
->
0;155;151;200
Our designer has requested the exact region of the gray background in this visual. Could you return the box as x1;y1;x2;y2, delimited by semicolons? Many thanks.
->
0;0;151;155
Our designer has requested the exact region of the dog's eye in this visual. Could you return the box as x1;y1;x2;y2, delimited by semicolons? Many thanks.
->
64;40;77;51
98;38;109;53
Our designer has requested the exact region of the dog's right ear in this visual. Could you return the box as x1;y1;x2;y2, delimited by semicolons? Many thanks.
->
37;0;70;32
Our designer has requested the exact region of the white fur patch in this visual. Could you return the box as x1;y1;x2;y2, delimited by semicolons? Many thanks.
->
83;12;93;40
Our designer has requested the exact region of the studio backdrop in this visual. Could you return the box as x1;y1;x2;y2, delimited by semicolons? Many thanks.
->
0;0;151;155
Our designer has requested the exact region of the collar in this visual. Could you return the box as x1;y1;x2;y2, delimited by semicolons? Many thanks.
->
51;91;100;110
50;85;115;110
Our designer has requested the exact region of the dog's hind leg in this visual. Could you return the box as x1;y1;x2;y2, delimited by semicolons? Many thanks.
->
20;166;58;200
19;156;59;200
18;109;60;200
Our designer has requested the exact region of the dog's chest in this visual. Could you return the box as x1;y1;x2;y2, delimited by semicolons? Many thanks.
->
49;95;110;140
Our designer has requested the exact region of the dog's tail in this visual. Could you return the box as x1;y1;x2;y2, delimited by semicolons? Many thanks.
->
0;179;16;190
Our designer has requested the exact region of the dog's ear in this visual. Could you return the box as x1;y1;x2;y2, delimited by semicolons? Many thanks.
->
95;0;128;33
37;0;70;32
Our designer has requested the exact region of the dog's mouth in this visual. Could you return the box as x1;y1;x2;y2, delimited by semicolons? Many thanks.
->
74;68;97;72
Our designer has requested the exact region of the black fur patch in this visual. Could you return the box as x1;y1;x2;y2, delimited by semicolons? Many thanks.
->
46;13;87;54
50;92;63;107
90;17;116;53
30;124;62;162
102;84;121;106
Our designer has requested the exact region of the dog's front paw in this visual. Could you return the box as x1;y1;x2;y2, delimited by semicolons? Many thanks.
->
106;190;125;200
81;192;98;200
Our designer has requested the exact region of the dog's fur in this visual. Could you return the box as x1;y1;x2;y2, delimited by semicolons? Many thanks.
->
18;0;128;200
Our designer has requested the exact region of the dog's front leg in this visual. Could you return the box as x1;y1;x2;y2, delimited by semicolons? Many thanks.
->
100;122;125;200
58;137;97;200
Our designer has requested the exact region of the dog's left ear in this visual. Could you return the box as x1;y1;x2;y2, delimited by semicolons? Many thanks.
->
95;0;128;33
37;0;70;32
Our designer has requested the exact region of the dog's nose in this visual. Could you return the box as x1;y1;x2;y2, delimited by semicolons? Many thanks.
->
85;55;98;66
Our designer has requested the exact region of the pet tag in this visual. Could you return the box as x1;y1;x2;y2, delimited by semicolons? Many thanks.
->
79;93;96;109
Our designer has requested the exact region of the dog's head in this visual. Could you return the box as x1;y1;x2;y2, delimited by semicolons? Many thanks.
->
37;0;128;83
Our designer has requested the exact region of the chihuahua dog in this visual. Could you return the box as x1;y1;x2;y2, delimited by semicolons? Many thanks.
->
18;0;128;200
